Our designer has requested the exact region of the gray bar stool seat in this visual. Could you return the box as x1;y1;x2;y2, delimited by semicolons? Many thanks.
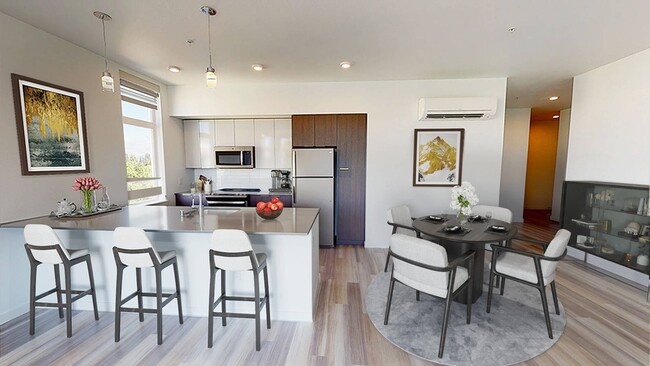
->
23;224;99;338
112;227;183;345
208;229;270;351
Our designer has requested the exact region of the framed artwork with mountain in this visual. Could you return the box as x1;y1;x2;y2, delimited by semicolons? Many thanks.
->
413;128;464;186
12;74;90;175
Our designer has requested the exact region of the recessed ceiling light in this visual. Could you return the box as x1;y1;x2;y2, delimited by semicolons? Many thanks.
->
553;115;560;119
252;64;264;71
508;27;516;33
168;66;181;73
340;61;352;69
549;96;559;101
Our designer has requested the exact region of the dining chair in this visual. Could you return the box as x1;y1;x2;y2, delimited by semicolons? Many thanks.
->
24;224;99;338
486;229;570;339
385;205;421;272
472;205;513;289
384;234;475;358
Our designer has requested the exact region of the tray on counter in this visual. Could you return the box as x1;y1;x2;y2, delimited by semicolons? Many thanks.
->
50;205;122;219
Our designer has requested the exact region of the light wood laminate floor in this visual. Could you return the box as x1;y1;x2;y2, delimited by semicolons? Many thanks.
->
1;222;648;365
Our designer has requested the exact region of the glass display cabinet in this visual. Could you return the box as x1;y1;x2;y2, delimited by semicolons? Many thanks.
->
561;181;650;275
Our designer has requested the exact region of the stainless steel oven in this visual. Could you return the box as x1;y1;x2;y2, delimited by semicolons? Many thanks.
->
205;194;249;207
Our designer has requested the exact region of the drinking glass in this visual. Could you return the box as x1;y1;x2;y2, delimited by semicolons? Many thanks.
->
486;211;493;221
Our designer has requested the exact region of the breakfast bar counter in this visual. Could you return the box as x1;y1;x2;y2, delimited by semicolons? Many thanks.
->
0;207;320;323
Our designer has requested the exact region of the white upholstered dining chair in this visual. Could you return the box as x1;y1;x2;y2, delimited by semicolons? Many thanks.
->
385;205;420;271
487;228;570;339
384;234;475;358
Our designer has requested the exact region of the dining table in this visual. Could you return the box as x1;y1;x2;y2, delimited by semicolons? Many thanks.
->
412;214;518;304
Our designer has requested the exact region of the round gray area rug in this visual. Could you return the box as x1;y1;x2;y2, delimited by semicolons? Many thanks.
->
365;272;566;365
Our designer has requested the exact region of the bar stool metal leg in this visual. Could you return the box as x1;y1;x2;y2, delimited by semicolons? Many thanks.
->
220;270;227;327
155;267;163;345
115;264;124;342
263;266;271;329
64;264;73;338
86;257;99;321
53;264;64;319
29;263;38;335
136;268;144;322
173;261;183;324
208;266;216;348
253;269;261;351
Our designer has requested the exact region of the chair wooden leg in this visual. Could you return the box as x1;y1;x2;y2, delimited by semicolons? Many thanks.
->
220;270;227;327
64;264;73;338
53;264;64;319
539;284;553;339
173;261;183;324
253;270;261;351
208;267;216;348
86;257;99;321
29;263;37;335
550;281;560;315
115;265;124;342
263;266;271;329
383;277;396;325
486;271;496;313
438;292;454;358
136;268;144;322
155;268;164;345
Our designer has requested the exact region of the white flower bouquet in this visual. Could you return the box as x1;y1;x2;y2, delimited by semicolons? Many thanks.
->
450;181;479;216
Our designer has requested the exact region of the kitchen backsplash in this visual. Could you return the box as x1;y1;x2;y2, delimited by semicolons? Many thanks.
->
193;168;286;190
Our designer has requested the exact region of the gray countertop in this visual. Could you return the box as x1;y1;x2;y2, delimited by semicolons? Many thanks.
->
1;206;319;235
176;190;293;196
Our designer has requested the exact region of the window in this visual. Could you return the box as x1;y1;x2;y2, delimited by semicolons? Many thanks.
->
120;73;165;204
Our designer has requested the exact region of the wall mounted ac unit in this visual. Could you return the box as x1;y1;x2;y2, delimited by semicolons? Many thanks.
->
418;97;497;121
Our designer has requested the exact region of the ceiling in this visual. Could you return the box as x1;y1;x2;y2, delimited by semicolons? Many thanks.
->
2;0;649;121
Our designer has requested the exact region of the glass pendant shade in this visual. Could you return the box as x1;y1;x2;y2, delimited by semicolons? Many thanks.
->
101;71;114;92
206;67;217;88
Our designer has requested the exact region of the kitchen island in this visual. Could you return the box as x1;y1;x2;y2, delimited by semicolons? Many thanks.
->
0;206;320;323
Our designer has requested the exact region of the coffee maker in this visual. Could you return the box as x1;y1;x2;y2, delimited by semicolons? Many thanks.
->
270;170;292;192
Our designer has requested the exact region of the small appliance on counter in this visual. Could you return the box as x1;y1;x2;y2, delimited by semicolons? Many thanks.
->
270;170;292;193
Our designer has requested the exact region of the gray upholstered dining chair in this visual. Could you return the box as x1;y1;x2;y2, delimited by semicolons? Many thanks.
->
385;205;421;272
384;234;475;358
486;229;570;339
473;205;513;289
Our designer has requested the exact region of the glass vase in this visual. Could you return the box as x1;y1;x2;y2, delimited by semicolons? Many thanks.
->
81;189;96;214
457;211;468;228
97;187;111;210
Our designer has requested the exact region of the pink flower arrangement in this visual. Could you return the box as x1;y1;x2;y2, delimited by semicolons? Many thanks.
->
72;176;103;191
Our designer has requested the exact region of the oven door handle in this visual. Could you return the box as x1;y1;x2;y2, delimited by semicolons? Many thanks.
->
207;201;248;206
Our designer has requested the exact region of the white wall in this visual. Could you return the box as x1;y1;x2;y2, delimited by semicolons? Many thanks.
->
169;78;507;247
566;48;650;184
550;108;571;221
499;108;531;222
0;11;191;224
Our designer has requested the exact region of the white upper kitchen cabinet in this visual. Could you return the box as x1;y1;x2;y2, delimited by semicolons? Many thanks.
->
184;120;201;168
215;120;235;146
274;119;292;169
199;120;216;168
254;119;275;168
235;119;255;146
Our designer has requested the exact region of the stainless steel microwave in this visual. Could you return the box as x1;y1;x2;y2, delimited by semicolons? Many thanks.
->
214;146;255;168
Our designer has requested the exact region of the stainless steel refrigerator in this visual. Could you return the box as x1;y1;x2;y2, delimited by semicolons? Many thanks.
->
293;148;335;247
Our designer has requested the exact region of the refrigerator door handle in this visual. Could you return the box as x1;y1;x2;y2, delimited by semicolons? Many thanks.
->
293;179;297;204
339;167;349;171
292;150;297;203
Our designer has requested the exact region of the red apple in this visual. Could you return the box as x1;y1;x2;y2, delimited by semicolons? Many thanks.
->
271;197;280;204
276;201;284;209
270;203;278;211
256;202;266;210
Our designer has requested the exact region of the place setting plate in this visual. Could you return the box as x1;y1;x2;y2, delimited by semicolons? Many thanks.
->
438;225;472;235
486;225;509;233
423;215;449;223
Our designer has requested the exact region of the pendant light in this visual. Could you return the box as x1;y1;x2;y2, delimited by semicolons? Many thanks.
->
94;11;114;92
201;6;217;88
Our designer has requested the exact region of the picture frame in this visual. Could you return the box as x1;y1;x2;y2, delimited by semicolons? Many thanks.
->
11;74;90;175
640;224;650;236
413;128;464;186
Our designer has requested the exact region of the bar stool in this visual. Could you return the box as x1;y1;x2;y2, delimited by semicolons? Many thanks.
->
23;224;99;338
112;227;183;345
208;229;270;350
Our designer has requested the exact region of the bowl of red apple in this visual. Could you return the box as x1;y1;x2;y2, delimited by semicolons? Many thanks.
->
255;197;284;219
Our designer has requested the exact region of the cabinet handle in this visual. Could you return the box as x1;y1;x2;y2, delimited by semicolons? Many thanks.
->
339;167;350;171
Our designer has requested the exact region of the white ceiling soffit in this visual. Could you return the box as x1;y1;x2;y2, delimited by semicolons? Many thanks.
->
1;0;649;118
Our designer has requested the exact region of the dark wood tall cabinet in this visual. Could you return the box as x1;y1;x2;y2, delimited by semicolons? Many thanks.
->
291;113;367;246
335;114;367;245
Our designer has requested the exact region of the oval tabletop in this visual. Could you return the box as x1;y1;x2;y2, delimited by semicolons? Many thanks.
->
413;215;518;244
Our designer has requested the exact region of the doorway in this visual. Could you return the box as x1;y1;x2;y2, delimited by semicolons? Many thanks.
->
523;119;559;224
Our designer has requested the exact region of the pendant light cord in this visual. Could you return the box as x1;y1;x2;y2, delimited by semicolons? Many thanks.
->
102;18;108;72
207;13;213;68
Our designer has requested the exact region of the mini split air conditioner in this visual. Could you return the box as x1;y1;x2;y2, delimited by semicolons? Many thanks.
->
418;97;497;121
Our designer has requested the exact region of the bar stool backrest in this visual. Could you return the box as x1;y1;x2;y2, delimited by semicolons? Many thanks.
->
24;224;70;264
211;229;258;271
472;205;512;223
113;227;162;268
